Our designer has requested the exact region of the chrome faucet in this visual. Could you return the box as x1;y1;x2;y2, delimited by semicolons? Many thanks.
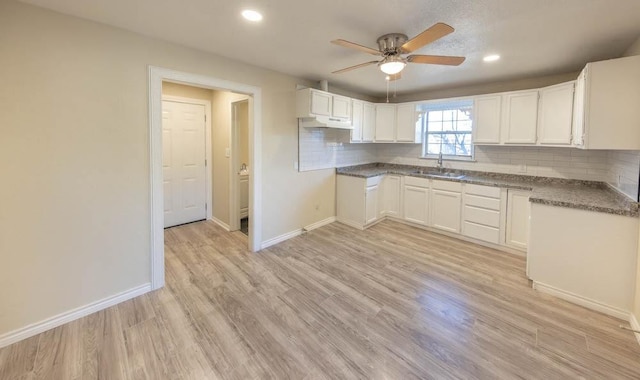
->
437;152;444;172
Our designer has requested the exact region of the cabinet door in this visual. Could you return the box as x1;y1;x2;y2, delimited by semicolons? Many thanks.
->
332;95;352;120
473;95;502;144
382;175;402;218
503;91;538;144
404;185;429;225
362;102;376;142
538;82;574;145
506;190;530;251
365;185;379;225
375;104;396;142
396;103;420;143
572;69;586;147
431;189;461;233
351;100;363;142
310;90;332;117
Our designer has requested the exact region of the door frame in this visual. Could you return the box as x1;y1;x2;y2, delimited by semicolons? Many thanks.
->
162;95;213;222
149;66;263;290
230;99;249;231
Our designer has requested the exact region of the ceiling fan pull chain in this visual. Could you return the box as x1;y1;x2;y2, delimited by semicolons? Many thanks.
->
386;77;390;103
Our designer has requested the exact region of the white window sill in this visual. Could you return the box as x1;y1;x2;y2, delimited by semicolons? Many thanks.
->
420;155;476;162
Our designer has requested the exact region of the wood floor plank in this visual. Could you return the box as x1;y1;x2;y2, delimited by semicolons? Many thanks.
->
2;219;640;379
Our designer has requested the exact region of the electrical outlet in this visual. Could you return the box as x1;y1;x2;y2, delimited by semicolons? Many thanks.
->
294;161;299;170
518;164;527;173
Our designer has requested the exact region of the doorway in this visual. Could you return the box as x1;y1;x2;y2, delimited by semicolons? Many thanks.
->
149;66;263;290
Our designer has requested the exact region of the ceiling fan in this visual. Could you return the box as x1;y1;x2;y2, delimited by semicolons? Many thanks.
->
331;23;465;80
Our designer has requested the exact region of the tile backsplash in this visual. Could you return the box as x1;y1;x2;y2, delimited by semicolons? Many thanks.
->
607;150;640;200
298;128;639;200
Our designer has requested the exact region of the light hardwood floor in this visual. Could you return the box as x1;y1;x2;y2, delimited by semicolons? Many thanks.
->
2;219;640;379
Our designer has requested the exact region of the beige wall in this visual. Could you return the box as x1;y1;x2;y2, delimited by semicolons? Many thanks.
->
387;72;579;103
624;35;640;57
163;81;214;101
0;1;335;337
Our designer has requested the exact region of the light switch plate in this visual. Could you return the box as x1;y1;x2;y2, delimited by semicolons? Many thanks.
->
225;148;230;158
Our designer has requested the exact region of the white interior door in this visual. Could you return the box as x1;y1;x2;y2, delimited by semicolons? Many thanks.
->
162;100;207;228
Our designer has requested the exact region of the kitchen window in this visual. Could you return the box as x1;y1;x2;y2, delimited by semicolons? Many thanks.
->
420;99;474;160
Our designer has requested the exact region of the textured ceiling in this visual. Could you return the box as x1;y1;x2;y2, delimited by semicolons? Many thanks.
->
19;0;640;97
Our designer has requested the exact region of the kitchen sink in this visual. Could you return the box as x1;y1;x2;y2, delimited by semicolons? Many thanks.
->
411;169;465;179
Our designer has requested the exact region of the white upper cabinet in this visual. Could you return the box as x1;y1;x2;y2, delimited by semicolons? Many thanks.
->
473;94;502;144
362;102;376;142
396;103;421;143
572;70;586;147
502;90;539;144
309;89;332;117
332;94;352;120
296;88;351;121
573;55;640;150
351;99;363;142
375;104;396;142
537;81;575;146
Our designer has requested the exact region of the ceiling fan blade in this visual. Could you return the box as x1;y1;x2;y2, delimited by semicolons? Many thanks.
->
331;39;382;56
386;73;402;81
407;55;466;66
401;23;454;53
332;60;379;74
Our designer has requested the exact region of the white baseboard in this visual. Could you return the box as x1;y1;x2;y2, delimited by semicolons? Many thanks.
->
532;281;630;321
303;216;336;232
629;314;640;347
0;283;152;349
261;217;338;250
261;229;303;250
209;216;230;231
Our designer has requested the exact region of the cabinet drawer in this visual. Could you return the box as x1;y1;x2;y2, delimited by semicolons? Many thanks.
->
464;194;501;211
463;205;500;228
432;180;462;192
366;176;381;187
405;176;429;188
464;184;501;198
463;221;500;244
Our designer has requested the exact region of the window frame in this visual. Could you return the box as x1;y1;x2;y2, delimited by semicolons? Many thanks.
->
419;98;475;161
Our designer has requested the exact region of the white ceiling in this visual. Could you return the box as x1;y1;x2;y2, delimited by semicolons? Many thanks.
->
20;0;640;97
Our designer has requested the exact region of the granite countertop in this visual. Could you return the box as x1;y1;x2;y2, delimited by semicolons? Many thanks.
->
336;163;639;217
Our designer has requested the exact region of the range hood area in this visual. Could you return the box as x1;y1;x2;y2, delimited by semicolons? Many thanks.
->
298;115;353;130
296;86;355;130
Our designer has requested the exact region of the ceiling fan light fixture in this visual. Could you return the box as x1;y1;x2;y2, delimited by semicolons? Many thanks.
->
483;54;500;62
379;56;406;75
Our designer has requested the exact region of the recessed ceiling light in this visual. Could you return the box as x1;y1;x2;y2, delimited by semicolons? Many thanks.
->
483;54;501;62
241;9;263;22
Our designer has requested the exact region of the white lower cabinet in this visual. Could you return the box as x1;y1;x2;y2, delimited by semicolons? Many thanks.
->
461;184;504;244
528;203;639;316
365;184;379;225
430;180;462;233
337;174;532;253
403;176;430;225
505;189;531;251
381;175;402;218
336;175;381;229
